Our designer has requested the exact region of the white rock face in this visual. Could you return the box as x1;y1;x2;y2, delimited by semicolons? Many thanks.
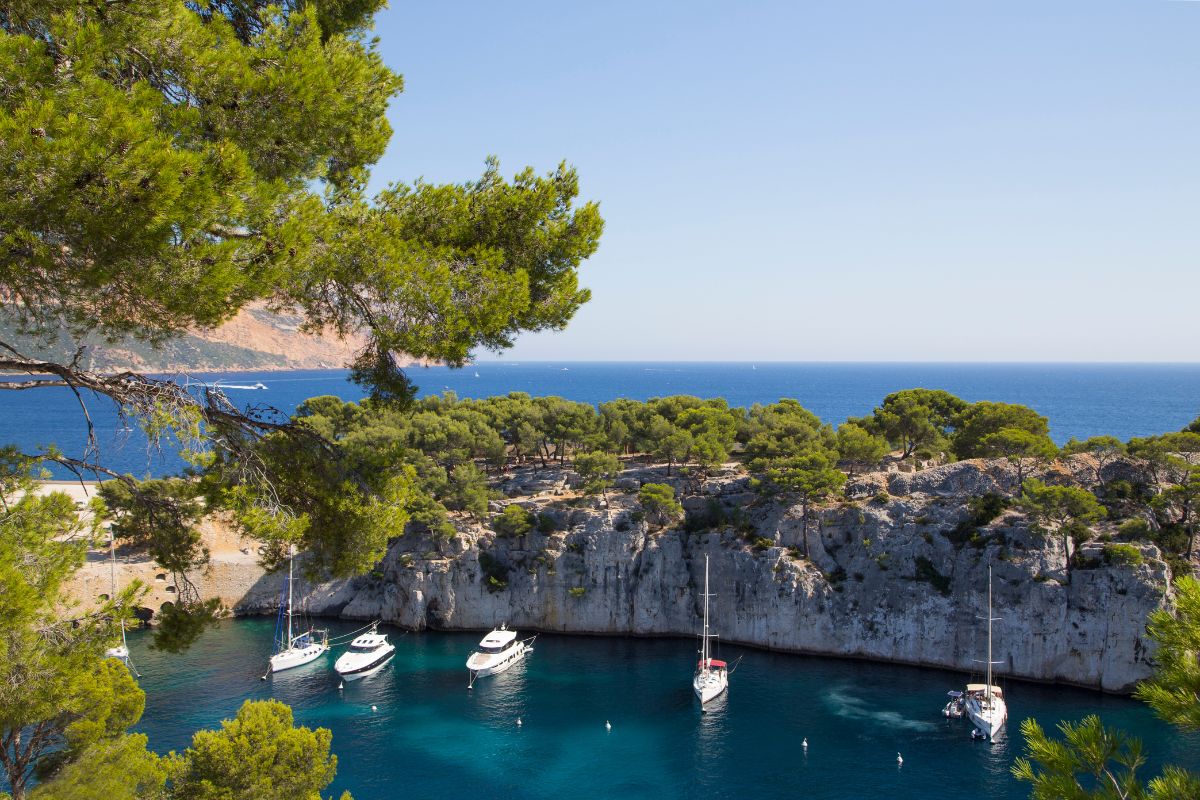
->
234;461;1170;693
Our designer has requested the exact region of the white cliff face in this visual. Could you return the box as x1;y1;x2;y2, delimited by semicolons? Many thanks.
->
233;460;1170;693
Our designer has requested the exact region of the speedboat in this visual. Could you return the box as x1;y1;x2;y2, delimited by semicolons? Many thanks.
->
692;555;729;704
466;625;535;687
942;690;965;718
334;627;396;681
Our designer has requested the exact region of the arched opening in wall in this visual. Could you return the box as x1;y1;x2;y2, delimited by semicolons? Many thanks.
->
424;598;441;629
165;585;176;593
133;607;154;625
97;593;109;602
159;601;174;614
154;573;167;582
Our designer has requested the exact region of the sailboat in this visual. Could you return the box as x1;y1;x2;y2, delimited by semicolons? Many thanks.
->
692;555;728;704
964;566;1007;740
267;548;329;675
103;529;138;676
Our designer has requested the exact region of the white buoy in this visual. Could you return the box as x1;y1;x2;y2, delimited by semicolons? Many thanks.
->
605;720;612;732
517;717;523;727
372;705;378;712
338;681;344;690
897;752;903;766
802;738;808;749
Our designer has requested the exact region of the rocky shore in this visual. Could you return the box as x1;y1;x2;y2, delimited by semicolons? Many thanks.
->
195;457;1173;693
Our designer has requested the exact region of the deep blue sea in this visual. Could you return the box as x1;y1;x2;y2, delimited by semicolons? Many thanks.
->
2;362;1199;478
127;619;1199;800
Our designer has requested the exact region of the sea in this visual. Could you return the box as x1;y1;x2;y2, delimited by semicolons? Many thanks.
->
127;619;1200;800
2;361;1199;478
5;362;1200;796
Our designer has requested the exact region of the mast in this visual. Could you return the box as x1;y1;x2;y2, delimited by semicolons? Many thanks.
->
702;555;711;666
286;547;294;647
110;531;125;647
985;566;993;704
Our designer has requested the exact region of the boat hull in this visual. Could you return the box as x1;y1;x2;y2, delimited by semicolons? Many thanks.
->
966;697;1007;740
269;643;329;673
693;669;728;704
466;641;527;678
335;645;396;681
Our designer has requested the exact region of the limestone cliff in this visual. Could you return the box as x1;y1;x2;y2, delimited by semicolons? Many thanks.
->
228;459;1172;693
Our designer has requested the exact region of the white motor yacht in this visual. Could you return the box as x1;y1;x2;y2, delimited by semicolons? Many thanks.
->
692;555;729;704
964;566;1008;740
466;625;535;687
334;627;396;681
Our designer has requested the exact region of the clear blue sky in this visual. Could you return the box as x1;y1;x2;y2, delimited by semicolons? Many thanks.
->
367;1;1199;362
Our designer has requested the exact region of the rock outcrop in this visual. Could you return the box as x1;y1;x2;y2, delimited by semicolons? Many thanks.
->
229;460;1171;693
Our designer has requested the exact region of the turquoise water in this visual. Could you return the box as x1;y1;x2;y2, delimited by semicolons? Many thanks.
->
129;619;1199;799
5;362;1200;478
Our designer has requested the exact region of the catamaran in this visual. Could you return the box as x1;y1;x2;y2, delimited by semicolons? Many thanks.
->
465;624;536;688
267;549;329;675
964;566;1007;740
103;528;138;676
693;555;728;704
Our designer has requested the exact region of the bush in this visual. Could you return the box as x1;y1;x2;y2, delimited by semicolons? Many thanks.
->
494;504;535;537
638;483;684;528
948;492;1009;546
536;513;558;534
1104;543;1145;568
1117;518;1152;541
912;556;952;595
568;586;587;598
751;536;774;552
478;551;509;592
872;491;890;504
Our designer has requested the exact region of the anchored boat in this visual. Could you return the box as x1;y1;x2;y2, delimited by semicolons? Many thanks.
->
964;566;1008;740
466;625;536;688
334;625;396;681
692;555;728;704
267;549;329;675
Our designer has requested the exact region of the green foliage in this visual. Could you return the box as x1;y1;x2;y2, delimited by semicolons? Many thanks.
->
758;452;846;504
1102;543;1144;568
1149;466;1200;558
741;399;835;466
953;402;1051;460
568;587;587;598
979;427;1058;490
573;451;622;496
493;505;535;538
912;556;952;595
168;699;342;800
478;551;509;592
1116;518;1152;541
445;462;491;517
853;389;966;459
637;483;683;528
1061;436;1126;485
1020;479;1105;581
836;423;889;476
31;734;165;800
1135;576;1200;732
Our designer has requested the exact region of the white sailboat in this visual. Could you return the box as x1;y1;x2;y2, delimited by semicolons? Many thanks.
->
267;549;329;675
964;566;1007;740
103;529;138;676
692;555;728;704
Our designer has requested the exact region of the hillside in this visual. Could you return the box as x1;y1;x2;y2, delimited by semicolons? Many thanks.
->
0;304;372;373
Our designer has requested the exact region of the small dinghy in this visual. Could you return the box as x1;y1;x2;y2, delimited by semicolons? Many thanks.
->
943;690;965;718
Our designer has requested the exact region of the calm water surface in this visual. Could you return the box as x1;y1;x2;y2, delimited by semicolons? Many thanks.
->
3;362;1199;477
129;619;1199;800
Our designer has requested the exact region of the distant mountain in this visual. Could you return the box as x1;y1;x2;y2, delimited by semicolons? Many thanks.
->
0;304;380;373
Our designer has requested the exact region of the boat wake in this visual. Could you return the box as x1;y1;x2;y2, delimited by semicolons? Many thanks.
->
824;686;937;733
216;382;268;390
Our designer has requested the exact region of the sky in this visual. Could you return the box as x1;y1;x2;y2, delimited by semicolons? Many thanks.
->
366;1;1199;362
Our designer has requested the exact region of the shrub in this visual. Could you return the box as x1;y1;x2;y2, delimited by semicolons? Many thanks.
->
912;556;952;595
638;483;684;528
1104;543;1145;568
751;536;775;552
568;586;587;598
494;504;535;537
1117;518;1152;541
478;551;509;592
536;513;558;534
873;491;890;504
